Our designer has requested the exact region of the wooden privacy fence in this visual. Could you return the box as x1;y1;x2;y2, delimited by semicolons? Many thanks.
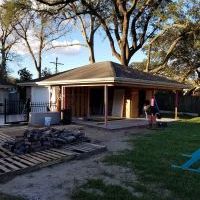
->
156;93;200;115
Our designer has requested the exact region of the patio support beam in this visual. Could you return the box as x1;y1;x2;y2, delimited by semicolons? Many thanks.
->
61;86;64;111
104;84;108;126
87;88;90;118
175;91;178;119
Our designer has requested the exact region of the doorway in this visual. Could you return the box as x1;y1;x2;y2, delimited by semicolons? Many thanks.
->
90;88;104;115
139;90;146;116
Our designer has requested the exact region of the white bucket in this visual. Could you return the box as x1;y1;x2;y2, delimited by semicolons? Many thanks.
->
45;117;52;127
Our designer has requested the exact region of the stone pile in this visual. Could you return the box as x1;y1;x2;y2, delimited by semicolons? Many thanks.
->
2;128;90;154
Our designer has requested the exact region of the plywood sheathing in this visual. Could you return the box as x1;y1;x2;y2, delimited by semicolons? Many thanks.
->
64;87;88;117
131;89;139;118
146;90;154;102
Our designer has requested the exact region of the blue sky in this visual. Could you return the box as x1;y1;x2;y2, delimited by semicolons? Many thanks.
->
10;28;146;79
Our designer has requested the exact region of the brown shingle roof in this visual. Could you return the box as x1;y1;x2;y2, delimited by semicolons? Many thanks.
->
18;61;189;89
41;62;115;81
37;61;187;89
111;62;180;84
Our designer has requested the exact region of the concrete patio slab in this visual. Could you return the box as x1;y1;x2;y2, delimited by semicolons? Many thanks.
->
73;118;178;130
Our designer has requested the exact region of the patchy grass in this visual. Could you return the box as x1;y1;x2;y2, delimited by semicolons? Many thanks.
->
72;179;135;200
104;117;200;200
0;193;25;200
72;118;200;200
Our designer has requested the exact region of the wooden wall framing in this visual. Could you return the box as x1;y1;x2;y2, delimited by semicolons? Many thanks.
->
63;86;157;119
64;87;88;117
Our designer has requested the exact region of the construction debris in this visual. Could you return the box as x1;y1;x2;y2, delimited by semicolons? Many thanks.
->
2;128;90;154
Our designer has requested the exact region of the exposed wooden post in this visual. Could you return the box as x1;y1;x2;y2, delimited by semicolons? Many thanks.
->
87;87;90;118
4;99;6;124
152;89;155;97
104;85;108;126
61;86;64;110
175;91;178;119
49;86;52;109
72;88;75;117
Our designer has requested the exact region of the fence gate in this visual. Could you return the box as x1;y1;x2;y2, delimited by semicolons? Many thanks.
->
3;99;28;124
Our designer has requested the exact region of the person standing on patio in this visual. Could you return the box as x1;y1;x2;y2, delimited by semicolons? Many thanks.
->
148;96;157;128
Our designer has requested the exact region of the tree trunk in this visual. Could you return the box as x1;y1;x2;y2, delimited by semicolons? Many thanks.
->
88;42;95;63
145;44;151;72
36;67;41;78
120;53;128;66
0;45;7;80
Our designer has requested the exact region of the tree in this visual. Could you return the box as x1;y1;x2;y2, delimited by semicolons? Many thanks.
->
36;0;171;66
34;0;99;64
18;67;33;81
0;0;21;80
141;0;200;85
81;0;171;66
41;67;52;77
68;3;100;63
13;1;69;78
39;1;99;64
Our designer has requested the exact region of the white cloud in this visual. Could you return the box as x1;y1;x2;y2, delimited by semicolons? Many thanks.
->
12;38;82;56
50;40;82;55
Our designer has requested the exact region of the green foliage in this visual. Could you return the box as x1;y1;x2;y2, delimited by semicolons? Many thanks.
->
41;67;52;77
18;67;33;81
72;179;135;200
142;0;200;83
0;0;29;27
0;0;28;80
130;61;147;71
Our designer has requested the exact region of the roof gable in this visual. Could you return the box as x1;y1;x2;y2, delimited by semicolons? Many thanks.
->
41;61;185;86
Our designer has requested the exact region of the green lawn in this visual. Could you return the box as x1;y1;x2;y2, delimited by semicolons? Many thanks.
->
73;117;200;200
72;179;135;200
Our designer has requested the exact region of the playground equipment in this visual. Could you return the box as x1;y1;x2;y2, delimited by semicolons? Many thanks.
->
172;149;200;173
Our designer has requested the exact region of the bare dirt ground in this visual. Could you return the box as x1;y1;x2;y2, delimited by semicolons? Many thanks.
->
0;125;147;200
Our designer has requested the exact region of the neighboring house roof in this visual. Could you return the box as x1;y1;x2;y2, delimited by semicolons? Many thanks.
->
17;71;67;86
0;80;14;89
18;61;189;90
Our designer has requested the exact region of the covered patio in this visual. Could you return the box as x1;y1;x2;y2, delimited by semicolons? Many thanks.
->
37;61;188;127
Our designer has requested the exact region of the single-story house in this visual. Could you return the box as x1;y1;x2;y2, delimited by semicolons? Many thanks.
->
18;61;189;125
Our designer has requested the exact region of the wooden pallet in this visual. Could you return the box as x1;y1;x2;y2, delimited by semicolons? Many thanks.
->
63;142;107;154
0;146;15;158
0;132;14;144
0;142;106;182
0;148;76;182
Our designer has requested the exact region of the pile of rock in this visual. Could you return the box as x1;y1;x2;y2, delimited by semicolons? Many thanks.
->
2;128;90;154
